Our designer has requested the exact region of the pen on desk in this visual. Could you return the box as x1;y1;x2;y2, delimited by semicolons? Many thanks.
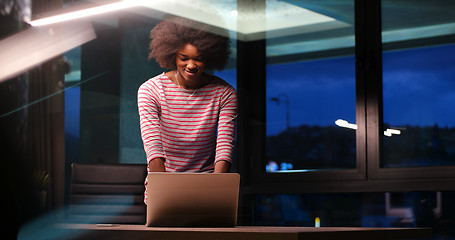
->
96;224;120;227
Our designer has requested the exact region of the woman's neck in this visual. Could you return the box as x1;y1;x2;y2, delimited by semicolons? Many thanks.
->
167;71;209;90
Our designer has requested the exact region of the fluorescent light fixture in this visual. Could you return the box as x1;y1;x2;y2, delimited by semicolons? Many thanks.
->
335;119;402;137
0;21;96;83
28;0;150;26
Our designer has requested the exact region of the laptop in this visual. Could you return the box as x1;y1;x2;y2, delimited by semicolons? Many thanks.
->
145;172;240;227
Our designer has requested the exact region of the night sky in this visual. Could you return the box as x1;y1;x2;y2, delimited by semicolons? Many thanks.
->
383;43;455;128
217;43;455;136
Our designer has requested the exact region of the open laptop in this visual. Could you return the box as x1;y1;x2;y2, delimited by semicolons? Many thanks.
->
146;172;240;227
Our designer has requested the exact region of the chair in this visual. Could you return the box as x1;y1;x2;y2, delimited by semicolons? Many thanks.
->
68;163;147;224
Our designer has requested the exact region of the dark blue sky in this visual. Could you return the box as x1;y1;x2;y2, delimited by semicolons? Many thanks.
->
383;44;455;128
216;43;455;136
265;56;355;135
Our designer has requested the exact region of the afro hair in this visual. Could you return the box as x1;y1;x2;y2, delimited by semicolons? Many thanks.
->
148;16;231;71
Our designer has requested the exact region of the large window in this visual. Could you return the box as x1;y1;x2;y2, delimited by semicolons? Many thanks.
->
264;1;356;173
382;0;455;168
247;0;455;189
266;57;356;172
253;191;454;233
382;44;455;168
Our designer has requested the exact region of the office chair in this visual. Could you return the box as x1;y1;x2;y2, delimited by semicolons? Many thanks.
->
68;163;147;224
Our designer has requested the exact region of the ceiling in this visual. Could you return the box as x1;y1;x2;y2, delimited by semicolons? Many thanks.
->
135;0;351;41
60;0;455;59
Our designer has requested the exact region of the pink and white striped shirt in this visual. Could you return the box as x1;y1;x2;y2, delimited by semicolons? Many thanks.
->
138;72;237;173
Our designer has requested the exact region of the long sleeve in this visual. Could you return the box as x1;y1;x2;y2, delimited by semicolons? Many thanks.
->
138;79;165;165
215;86;238;164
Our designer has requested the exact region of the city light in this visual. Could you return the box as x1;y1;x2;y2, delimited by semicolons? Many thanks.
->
335;119;401;137
384;128;401;137
315;217;321;227
335;119;357;130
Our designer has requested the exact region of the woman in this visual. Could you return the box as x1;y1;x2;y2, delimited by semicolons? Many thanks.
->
138;16;237;202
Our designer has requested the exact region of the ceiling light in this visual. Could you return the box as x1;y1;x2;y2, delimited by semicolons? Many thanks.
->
28;0;150;26
0;21;95;82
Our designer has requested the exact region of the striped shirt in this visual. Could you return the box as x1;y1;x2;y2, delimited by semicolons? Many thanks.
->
138;72;238;173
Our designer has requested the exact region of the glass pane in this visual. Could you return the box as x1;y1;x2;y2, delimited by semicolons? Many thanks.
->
265;1;356;172
64;47;81;180
54;2;239;165
1;0;241;227
382;0;455;168
253;191;455;239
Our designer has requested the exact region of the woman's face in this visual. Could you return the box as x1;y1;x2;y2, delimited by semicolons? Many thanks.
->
176;43;206;84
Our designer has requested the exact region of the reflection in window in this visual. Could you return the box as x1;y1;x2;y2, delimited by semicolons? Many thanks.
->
382;44;455;168
266;56;356;172
64;47;81;167
381;0;455;168
253;191;452;237
264;0;355;172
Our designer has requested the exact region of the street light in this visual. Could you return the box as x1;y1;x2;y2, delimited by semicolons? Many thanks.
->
270;93;290;130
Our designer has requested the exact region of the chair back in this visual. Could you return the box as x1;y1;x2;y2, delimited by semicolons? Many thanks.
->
68;163;147;224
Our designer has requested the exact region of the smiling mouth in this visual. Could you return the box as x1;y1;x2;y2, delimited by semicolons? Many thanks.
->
185;69;198;76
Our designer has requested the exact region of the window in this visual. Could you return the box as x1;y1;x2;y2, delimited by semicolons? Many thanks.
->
266;56;356;171
382;0;455;168
253;191;453;232
382;44;455;168
246;0;455;190
264;1;356;173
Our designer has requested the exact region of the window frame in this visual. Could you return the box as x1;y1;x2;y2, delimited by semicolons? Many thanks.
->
237;0;455;195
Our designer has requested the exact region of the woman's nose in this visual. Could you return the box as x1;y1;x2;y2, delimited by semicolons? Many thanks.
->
187;60;197;69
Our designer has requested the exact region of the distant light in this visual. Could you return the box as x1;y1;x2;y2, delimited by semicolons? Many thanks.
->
28;0;150;26
280;162;293;171
384;128;401;137
230;10;238;17
266;161;279;172
335;119;357;130
335;119;402;137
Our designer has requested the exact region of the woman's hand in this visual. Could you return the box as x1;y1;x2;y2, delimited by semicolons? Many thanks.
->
149;157;166;172
214;160;231;173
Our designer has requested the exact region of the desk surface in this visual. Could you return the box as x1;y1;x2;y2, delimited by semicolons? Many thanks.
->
58;224;432;240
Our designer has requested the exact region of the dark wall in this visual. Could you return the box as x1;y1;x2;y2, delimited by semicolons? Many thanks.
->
0;16;40;239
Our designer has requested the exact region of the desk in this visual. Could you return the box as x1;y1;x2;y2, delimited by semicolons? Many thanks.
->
57;224;432;240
